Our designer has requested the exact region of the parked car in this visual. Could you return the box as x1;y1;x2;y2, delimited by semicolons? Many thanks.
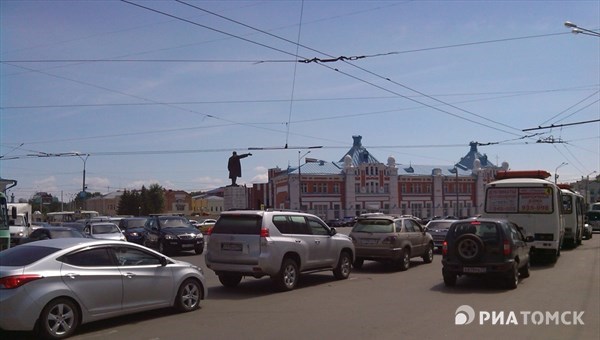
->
205;210;354;291
425;219;455;251
142;215;204;255
349;215;434;271
83;222;126;241
118;217;149;244
18;226;87;244
0;238;206;339
441;218;534;289
196;219;217;234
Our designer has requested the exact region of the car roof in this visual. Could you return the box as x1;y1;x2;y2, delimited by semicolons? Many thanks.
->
18;238;108;249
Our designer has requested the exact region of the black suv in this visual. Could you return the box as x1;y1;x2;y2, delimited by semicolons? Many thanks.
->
142;215;204;255
441;218;534;289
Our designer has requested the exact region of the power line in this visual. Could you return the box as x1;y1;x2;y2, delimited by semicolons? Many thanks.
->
522;119;600;132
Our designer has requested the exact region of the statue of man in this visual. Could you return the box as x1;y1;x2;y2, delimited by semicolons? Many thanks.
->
228;151;252;186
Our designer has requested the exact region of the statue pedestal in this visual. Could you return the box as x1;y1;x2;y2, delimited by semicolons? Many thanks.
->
224;186;248;211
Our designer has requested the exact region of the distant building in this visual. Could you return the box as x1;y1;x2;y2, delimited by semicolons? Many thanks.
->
258;136;504;221
85;191;123;216
164;190;192;215
192;194;224;217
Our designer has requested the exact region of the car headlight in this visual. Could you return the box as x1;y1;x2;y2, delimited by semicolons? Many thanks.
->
164;234;176;240
195;234;204;239
130;232;138;237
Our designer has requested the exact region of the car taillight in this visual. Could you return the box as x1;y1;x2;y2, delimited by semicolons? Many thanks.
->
260;227;270;237
382;236;397;244
0;274;43;289
442;241;448;256
206;226;213;235
503;239;511;256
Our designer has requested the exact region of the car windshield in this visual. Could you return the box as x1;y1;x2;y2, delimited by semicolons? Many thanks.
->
159;217;189;228
0;245;61;266
352;219;394;233
125;219;147;229
92;224;120;234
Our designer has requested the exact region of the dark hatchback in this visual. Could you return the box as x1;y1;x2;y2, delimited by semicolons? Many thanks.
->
119;217;149;244
441;218;534;289
142;216;204;255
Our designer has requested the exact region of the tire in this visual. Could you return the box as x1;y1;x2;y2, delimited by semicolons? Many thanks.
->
506;263;519;289
37;298;80;340
353;258;364;269
175;279;202;312
274;258;299;291
397;248;410;271
333;251;352;280
194;245;204;255
422;243;434;264
519;260;530;278
218;273;242;288
443;271;457;287
455;234;484;263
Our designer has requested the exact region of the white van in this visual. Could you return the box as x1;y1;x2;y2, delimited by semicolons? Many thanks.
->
481;171;564;263
559;186;585;247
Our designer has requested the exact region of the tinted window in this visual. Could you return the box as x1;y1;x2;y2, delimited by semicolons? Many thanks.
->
404;220;415;232
0;245;61;266
159;217;189;228
61;248;115;267
114;246;161;266
307;217;329;236
288;216;310;234
352;219;394;233
212;215;262;235
453;222;499;240
426;221;453;230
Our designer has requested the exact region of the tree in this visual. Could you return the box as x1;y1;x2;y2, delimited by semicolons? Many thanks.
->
146;184;165;214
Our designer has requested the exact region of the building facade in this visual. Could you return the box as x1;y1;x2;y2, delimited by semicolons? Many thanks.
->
265;136;504;222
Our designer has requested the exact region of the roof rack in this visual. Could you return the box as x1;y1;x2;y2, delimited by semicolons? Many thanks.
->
495;170;551;180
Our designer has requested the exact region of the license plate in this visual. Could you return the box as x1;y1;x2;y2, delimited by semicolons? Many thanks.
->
463;267;486;273
222;243;243;251
182;244;194;248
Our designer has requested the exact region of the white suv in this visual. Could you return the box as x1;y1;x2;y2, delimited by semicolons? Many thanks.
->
205;210;355;291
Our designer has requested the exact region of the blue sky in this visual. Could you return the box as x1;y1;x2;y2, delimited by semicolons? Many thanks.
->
1;0;599;201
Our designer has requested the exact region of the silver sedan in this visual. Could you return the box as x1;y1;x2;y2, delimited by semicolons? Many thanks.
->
0;238;207;339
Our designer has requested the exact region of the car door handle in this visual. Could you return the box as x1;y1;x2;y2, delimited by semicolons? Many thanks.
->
295;240;302;243
314;240;321;245
65;273;79;279
124;272;136;279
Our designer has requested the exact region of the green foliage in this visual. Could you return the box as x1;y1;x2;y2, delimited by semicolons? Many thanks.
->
117;184;165;216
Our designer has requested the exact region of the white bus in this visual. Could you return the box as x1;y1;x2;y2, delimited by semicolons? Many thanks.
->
559;185;585;248
481;170;564;262
46;210;100;224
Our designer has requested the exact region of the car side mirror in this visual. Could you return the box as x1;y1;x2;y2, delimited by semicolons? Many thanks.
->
329;227;337;236
159;256;168;266
525;236;534;243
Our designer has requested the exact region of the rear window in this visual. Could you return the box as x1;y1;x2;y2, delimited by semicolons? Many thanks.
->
212;215;262;235
426;221;453;230
0;245;61;266
587;211;600;221
452;222;499;240
352;219;395;233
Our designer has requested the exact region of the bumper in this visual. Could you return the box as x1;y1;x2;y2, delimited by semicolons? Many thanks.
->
163;238;204;251
442;260;515;275
355;247;402;261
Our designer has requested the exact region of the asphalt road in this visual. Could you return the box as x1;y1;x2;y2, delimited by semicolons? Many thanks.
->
3;232;599;340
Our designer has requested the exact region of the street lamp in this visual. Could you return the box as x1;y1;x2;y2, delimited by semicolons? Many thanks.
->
76;153;89;208
564;21;600;37
585;171;597;207
298;151;311;211
555;162;568;183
